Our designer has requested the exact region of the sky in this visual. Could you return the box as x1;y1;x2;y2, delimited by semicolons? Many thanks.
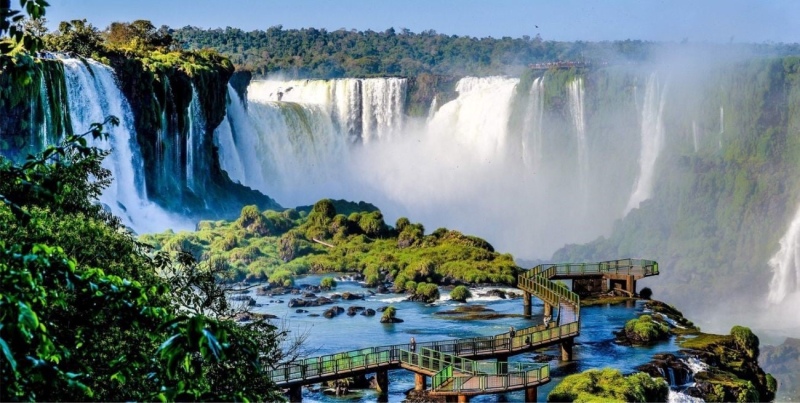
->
44;0;800;44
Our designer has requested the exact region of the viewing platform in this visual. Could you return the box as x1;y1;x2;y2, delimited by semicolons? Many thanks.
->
268;258;658;402
528;61;597;70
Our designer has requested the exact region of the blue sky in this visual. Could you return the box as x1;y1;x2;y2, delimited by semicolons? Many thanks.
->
45;0;800;43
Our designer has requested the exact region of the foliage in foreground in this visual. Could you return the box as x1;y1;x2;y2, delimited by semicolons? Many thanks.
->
0;115;285;401
1;5;285;397
547;368;669;403
141;199;520;288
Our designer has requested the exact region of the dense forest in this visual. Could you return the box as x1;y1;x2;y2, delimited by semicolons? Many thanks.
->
172;25;800;78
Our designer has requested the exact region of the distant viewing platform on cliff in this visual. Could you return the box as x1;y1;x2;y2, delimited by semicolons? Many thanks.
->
529;61;601;70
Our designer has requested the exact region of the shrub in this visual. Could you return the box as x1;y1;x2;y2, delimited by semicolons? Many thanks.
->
268;269;293;287
404;280;418;294
365;273;381;287
237;205;261;228
395;217;410;232
548;368;668;402
415;282;440;302
320;277;337;289
308;199;336;226
731;325;759;359
623;314;670;344
450;285;472;302
381;306;396;321
639;287;653;299
393;273;409;292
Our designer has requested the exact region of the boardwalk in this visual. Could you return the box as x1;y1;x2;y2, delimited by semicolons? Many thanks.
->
269;258;658;402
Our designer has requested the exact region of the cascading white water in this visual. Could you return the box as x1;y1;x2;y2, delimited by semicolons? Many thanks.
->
427;76;519;160
520;77;545;169
214;88;246;184
624;73;667;215
248;78;405;143
767;203;800;303
219;82;351;205
568;78;588;190
59;58;190;233
218;74;639;258
186;84;206;191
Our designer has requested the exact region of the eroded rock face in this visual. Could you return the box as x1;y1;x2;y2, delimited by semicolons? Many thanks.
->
636;354;693;387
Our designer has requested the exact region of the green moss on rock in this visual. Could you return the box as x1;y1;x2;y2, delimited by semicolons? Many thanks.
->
547;368;668;403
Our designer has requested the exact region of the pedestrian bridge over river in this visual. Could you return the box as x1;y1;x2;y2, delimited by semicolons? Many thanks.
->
269;258;659;402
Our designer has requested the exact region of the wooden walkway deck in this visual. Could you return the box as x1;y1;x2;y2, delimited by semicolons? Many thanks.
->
268;258;659;401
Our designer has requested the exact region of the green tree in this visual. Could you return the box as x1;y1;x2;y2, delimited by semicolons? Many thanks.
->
1;4;284;399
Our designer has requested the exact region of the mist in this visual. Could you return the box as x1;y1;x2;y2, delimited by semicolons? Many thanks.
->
214;45;800;335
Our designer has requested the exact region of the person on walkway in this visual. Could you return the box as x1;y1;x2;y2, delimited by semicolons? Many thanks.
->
410;337;416;352
509;326;516;338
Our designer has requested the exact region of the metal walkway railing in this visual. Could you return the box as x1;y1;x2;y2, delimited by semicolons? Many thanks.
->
267;258;658;396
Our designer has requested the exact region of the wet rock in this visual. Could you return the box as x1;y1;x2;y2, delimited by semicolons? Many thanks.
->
347;306;365;316
361;308;376;316
288;298;307;308
323;306;345;318
341;292;364;300
380;316;404;323
296;309;308;313
481;289;507;299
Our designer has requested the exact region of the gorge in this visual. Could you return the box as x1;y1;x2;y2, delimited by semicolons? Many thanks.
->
3;44;800;401
4;52;800;337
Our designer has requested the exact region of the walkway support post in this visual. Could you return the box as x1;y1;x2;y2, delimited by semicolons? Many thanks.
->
414;373;426;391
458;394;470;403
561;338;574;361
523;291;532;316
287;385;302;402
626;275;636;296
376;370;390;394
525;386;538;402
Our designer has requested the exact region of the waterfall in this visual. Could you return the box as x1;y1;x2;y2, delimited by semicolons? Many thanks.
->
624;73;667;215
767;203;800;303
427;76;519;160
247;77;405;143
568;78;588;189
59;58;189;233
186;84;206;191
216;74;646;258
427;96;438;122
219;81;352;205
521;77;545;169
214;88;246;184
